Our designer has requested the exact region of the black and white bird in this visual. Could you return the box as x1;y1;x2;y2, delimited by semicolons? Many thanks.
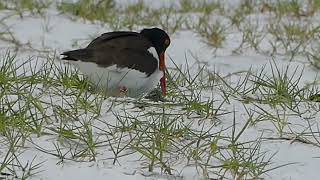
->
61;28;170;98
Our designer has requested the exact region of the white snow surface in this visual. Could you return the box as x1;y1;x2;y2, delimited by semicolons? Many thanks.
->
0;2;319;180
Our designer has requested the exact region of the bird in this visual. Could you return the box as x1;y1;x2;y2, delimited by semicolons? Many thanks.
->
60;27;170;98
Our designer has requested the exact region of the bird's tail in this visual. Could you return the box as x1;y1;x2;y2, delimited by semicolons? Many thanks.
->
61;49;93;61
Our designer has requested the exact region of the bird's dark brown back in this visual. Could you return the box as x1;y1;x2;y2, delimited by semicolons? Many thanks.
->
62;31;158;76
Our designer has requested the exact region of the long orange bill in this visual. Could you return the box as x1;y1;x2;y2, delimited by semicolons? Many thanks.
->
159;52;166;96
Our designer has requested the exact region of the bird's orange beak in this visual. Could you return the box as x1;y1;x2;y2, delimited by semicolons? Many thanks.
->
159;52;166;96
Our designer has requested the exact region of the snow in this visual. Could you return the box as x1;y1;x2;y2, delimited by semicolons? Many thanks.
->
0;1;320;180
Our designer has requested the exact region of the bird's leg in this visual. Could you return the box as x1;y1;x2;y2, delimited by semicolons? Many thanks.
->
119;86;128;93
118;86;128;96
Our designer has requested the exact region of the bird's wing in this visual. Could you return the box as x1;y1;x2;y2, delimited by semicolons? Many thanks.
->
87;31;151;50
61;48;158;76
93;47;158;76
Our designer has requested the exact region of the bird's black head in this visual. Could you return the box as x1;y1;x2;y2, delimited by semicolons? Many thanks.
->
141;28;170;96
140;28;170;54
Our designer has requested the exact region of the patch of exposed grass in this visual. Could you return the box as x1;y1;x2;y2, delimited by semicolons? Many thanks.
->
192;15;226;49
248;61;304;109
57;0;183;33
179;0;222;14
235;21;266;53
0;0;51;17
273;0;302;17
57;0;115;22
0;1;5;10
307;45;320;69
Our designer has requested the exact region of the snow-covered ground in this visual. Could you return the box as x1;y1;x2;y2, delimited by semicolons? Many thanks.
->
0;1;320;180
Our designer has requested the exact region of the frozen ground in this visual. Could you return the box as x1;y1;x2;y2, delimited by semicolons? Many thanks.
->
0;1;320;180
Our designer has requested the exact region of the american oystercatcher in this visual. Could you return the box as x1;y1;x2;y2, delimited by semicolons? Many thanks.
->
61;28;170;98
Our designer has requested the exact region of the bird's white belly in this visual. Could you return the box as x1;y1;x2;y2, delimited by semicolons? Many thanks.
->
72;61;162;97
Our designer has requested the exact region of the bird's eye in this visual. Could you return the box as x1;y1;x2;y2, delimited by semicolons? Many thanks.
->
164;39;170;47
